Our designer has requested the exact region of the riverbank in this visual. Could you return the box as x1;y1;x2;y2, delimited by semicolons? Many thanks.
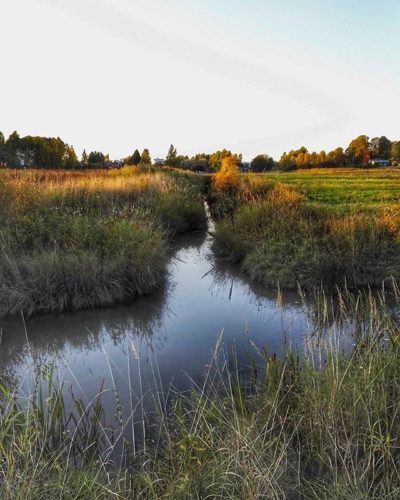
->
0;167;207;318
210;168;400;290
1;287;400;498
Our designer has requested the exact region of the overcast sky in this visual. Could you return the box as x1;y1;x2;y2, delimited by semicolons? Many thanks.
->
1;0;400;160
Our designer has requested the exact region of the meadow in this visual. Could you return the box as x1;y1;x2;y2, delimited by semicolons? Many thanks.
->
2;165;400;498
0;167;206;318
211;167;400;290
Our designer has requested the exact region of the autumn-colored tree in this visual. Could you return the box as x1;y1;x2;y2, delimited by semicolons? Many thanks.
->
391;141;400;162
213;155;239;225
140;148;151;165
345;135;370;165
81;149;88;167
328;147;346;166
209;149;232;171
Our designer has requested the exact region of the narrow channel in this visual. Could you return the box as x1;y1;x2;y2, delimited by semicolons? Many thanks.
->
0;223;311;426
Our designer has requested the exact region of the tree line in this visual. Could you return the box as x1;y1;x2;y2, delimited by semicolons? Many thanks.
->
1;130;399;171
0;130;153;170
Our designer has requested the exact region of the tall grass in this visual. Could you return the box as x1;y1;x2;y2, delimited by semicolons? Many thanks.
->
0;167;207;318
2;288;400;498
211;175;400;290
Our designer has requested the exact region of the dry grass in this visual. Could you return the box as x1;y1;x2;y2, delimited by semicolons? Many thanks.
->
0;167;206;317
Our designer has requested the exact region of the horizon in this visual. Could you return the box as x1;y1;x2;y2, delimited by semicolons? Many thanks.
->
2;0;400;160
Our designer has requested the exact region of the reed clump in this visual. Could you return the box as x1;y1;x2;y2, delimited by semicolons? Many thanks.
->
0;167;207;317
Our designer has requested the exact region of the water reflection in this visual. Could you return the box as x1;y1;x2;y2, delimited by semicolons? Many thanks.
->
0;228;313;425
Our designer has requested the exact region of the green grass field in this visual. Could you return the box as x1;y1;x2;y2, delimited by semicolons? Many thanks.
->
260;167;400;213
211;167;400;290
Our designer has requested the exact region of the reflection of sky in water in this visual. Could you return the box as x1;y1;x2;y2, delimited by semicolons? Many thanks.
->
0;230;327;423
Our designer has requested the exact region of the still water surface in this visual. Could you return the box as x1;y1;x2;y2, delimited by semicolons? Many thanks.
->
0;229;313;425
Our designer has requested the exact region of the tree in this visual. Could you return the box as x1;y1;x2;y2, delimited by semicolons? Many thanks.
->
165;144;178;167
63;145;78;169
87;151;106;168
370;136;392;159
391;141;400;162
345;135;370;165
127;149;141;166
250;154;274;172
0;132;5;165
279;147;308;168
140;148;151;165
209;149;232;172
81;149;88;167
328;147;346;166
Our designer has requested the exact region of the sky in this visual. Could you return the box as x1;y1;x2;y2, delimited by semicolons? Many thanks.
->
1;0;400;161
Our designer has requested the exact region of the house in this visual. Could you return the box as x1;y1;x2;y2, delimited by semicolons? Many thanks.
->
370;159;390;167
107;160;124;169
154;158;164;166
239;162;251;173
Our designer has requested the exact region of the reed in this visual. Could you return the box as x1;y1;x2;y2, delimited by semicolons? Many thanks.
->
211;174;400;290
0;167;207;318
1;288;400;498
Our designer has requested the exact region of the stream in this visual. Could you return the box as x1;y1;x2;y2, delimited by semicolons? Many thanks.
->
0;226;319;433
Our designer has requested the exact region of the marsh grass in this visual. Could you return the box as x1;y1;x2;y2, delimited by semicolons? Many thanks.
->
211;171;400;290
2;288;400;498
0;168;207;318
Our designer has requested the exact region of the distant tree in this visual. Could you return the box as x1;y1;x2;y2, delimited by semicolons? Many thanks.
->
0;132;5;165
165;144;178;167
63;145;78;169
317;150;327;165
209;149;232;172
328;147;346;166
345;135;370;165
87;151;106;168
370;136;392;160
5;131;21;167
81;149;88;167
127;149;141;166
250;154;274;172
181;159;209;172
391;141;400;162
279;147;308;168
140;148;151;165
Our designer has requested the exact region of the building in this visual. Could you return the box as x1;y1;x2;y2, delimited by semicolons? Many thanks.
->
154;158;164;166
239;162;251;172
107;160;124;169
370;159;390;167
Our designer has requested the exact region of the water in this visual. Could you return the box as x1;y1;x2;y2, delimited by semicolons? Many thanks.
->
0;228;313;426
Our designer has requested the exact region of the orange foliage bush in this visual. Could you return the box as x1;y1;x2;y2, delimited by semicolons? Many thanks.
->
213;155;239;193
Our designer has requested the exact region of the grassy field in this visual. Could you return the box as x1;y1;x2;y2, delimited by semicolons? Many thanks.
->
2;289;400;498
211;167;400;290
0;167;206;318
258;167;400;213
